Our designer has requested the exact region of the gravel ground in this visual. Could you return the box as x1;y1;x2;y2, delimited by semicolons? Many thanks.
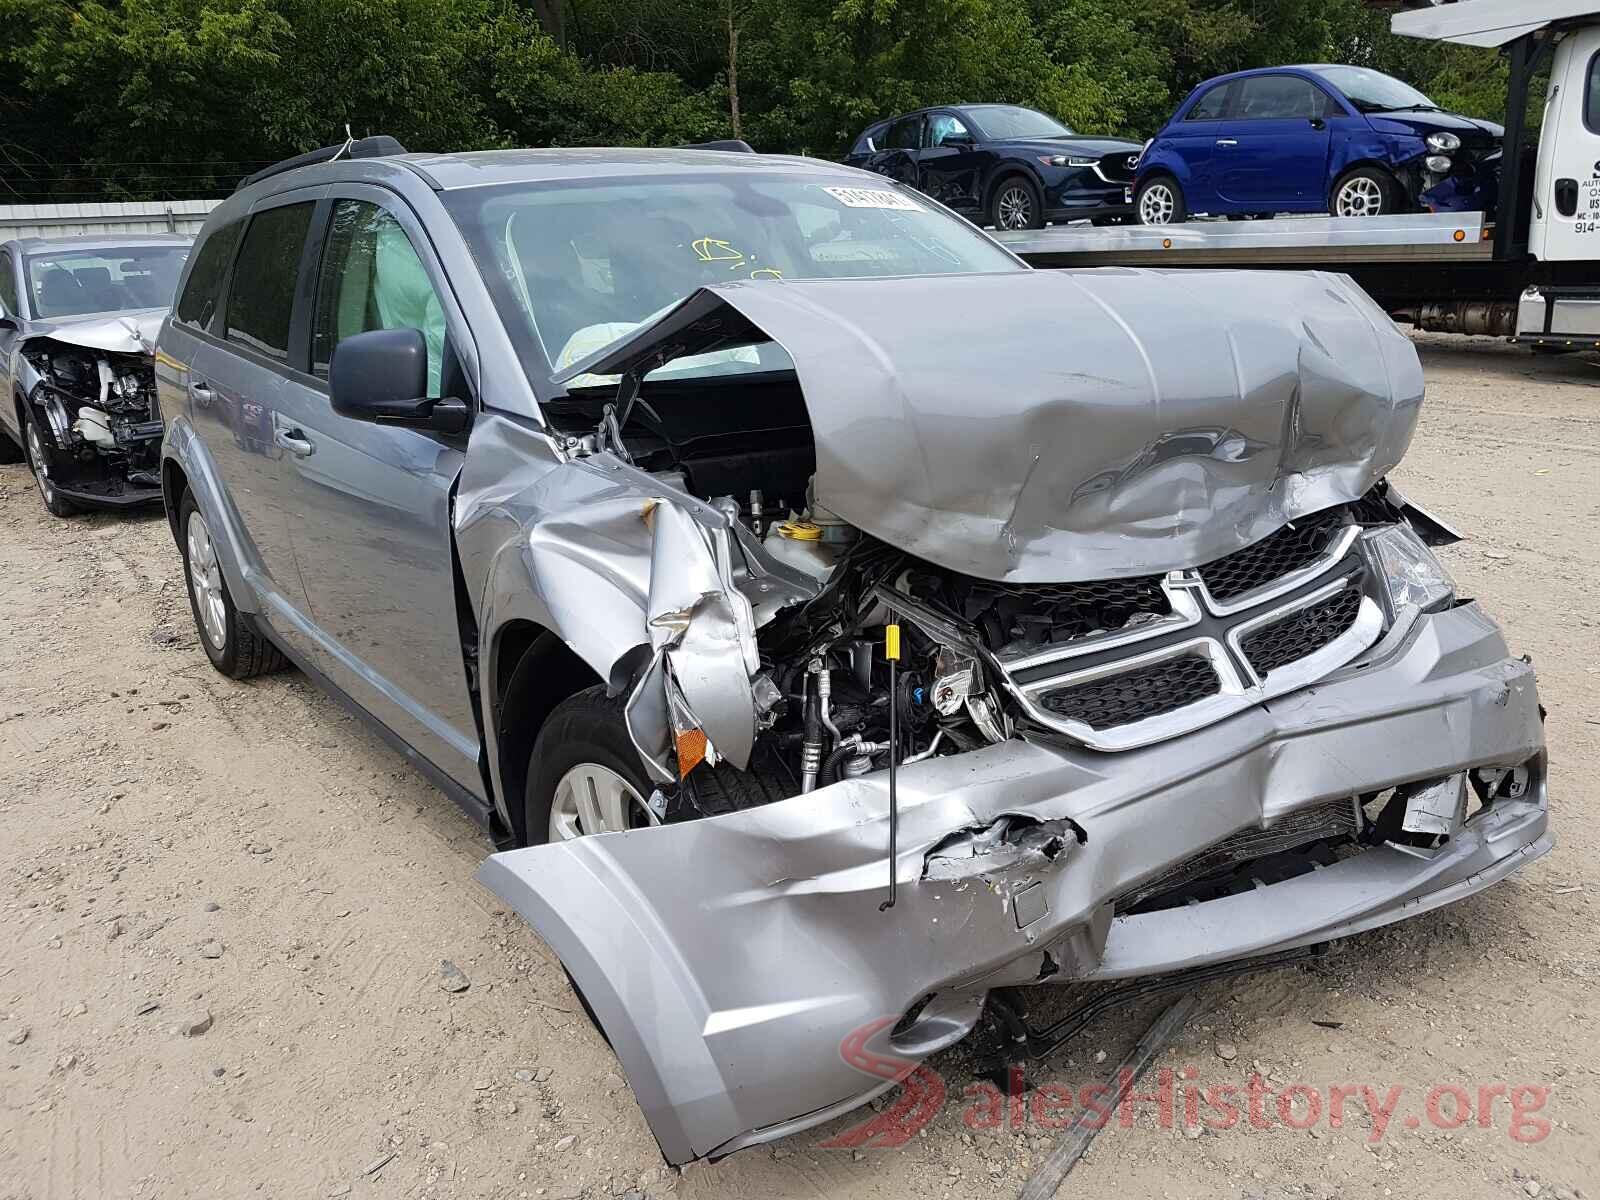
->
1;333;1596;1200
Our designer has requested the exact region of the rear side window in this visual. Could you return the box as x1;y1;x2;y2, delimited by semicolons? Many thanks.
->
312;200;445;397
1186;84;1232;121
175;220;243;330
0;254;17;318
886;116;922;150
225;203;313;362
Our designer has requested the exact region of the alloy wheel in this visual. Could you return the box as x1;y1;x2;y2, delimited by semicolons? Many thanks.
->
185;509;228;652
1335;176;1385;217
548;762;659;841
1139;183;1176;225
25;419;56;507
995;185;1034;230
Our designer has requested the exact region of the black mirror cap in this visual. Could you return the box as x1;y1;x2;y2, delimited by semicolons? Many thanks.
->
329;327;430;422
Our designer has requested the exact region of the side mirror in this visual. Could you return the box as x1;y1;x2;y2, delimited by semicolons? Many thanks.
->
943;131;974;146
329;327;469;435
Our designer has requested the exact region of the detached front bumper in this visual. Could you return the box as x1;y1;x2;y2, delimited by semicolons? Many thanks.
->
479;601;1549;1165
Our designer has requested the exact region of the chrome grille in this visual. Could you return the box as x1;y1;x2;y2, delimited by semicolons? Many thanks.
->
1241;585;1363;676
1039;655;1219;730
1197;508;1347;602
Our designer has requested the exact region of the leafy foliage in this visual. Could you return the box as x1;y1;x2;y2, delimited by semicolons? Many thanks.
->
0;0;1515;201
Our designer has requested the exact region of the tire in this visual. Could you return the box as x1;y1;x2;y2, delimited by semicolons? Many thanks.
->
21;407;78;517
1135;175;1187;225
178;488;287;679
1331;166;1401;218
523;684;789;846
988;174;1044;231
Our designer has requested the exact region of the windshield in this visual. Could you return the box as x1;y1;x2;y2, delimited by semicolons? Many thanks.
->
443;173;1022;389
966;105;1076;140
1310;66;1437;113
24;246;189;319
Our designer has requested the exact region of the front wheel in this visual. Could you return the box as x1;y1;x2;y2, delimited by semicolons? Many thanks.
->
1331;167;1400;218
988;176;1044;231
22;409;78;517
1135;176;1187;225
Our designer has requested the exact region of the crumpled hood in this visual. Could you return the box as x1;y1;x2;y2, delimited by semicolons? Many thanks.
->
25;308;165;355
560;270;1423;583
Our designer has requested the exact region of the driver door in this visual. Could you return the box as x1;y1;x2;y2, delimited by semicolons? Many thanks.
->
865;114;924;188
917;112;984;214
1216;74;1334;211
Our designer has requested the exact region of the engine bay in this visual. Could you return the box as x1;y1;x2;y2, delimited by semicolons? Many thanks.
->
21;338;163;501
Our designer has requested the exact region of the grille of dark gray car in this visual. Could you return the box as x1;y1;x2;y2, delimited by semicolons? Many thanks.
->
1197;508;1347;602
1114;797;1361;913
1241;585;1364;677
1096;151;1139;183
1038;655;1219;729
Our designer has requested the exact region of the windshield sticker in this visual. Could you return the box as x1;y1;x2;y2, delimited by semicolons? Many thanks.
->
821;186;923;211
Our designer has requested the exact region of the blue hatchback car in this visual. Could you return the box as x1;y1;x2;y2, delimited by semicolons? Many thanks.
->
1133;65;1504;224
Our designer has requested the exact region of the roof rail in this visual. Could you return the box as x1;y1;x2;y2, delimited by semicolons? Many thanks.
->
235;135;409;193
679;139;757;153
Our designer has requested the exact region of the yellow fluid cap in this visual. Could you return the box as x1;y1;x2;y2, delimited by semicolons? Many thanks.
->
885;624;901;661
776;520;823;541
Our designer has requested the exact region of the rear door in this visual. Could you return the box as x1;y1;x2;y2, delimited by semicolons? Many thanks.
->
865;114;924;187
200;195;322;634
917;112;984;213
1533;27;1600;262
1216;74;1334;211
1163;81;1233;211
273;187;483;796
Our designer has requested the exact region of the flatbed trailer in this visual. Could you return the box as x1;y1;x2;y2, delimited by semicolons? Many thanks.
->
1001;0;1600;353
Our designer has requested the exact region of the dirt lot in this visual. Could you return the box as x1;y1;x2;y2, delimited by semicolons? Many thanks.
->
2;333;1597;1200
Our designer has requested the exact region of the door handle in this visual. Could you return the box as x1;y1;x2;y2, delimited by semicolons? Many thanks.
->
1554;178;1579;218
1309;118;1326;131
275;427;315;458
1216;138;1239;147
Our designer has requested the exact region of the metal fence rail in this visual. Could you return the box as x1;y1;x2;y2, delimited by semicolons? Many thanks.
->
0;199;223;241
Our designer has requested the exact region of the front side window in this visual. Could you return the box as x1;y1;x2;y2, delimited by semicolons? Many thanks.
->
927;114;972;146
176;220;243;331
1187;84;1232;122
885;116;923;150
1587;51;1600;133
225;203;314;363
312;200;445;397
852;123;887;155
1236;75;1328;121
442;174;1023;389
24;245;189;319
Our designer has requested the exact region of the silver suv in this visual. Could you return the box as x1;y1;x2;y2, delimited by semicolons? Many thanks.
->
157;141;1551;1165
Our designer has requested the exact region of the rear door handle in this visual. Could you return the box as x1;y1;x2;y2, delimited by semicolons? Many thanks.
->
275;427;315;458
1216;138;1239;147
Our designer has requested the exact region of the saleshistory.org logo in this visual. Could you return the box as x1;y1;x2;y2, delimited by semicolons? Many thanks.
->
818;1018;1555;1150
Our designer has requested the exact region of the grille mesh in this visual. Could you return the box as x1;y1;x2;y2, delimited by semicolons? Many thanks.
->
1039;655;1219;730
1241;586;1363;676
1198;508;1346;602
1096;152;1138;182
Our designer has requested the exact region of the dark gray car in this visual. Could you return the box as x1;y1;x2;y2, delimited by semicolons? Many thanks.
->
156;143;1550;1166
0;232;190;514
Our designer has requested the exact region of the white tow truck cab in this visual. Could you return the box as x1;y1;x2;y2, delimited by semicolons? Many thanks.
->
999;0;1600;352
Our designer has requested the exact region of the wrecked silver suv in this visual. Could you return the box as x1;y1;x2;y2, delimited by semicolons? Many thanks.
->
1;234;190;515
156;145;1550;1167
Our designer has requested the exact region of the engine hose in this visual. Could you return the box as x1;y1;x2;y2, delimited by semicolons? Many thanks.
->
818;743;860;788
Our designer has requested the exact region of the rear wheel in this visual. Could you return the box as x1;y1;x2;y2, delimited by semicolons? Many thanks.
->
988;175;1044;231
178;489;288;678
1135;175;1186;225
1331;167;1400;218
22;409;78;517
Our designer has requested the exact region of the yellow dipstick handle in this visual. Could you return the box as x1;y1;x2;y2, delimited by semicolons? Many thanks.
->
885;623;901;662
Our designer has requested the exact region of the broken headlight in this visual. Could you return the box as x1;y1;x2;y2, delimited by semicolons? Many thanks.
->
1362;525;1456;620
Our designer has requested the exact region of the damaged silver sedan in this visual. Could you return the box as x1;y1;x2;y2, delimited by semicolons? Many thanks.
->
0;234;190;515
155;146;1550;1169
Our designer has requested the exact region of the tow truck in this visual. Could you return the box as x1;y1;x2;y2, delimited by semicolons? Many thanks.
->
998;0;1600;352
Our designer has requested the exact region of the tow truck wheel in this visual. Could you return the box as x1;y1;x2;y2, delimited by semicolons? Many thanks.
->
178;489;288;679
1136;175;1186;225
1332;167;1400;218
22;409;78;518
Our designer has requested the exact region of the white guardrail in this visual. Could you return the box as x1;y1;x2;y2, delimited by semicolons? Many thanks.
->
0;199;225;242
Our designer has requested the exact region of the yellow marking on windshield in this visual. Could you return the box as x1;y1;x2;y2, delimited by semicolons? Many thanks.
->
693;237;745;265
